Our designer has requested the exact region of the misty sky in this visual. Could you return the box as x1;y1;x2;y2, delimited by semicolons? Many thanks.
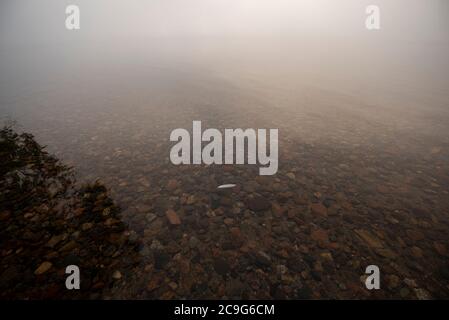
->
1;0;448;107
1;0;448;44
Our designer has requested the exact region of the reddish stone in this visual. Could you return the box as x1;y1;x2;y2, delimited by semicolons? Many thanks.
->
311;229;329;243
166;209;181;225
310;203;328;216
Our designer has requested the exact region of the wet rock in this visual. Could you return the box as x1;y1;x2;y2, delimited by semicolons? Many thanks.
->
135;204;151;214
59;240;77;252
34;262;52;275
166;179;179;191
102;207;111;216
310;203;327;216
320;252;333;262
145;213;157;223
147;276;162;292
46;235;63;248
375;248;397;259
165;209;181;225
220;197;233;207
112;270;122;280
168;282;178;291
104;218;120;226
254;251;272;268
224;218;234;226
150;240;164;251
354;229;383;248
246;197;271;212
81;222;94;231
271;202;285;216
410;246;423;258
406;229;425;241
311;229;329;244
433;242;447;256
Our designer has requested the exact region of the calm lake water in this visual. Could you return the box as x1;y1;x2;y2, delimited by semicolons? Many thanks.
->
1;35;449;298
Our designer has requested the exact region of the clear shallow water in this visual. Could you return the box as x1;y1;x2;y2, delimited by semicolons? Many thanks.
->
1;36;449;298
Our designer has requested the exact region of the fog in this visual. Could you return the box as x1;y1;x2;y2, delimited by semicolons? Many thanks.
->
1;0;448;99
1;0;448;147
1;0;448;40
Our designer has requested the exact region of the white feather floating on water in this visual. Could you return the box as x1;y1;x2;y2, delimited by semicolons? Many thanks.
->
217;184;236;189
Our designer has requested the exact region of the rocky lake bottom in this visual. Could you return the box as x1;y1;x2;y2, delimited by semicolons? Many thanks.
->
1;64;449;299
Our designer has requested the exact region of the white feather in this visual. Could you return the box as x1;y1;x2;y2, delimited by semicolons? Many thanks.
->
217;184;236;189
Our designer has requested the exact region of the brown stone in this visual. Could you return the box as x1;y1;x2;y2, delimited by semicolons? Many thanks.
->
105;218;119;226
46;235;63;248
355;229;383;249
230;227;241;238
406;229;425;241
81;222;93;231
34;261;52;275
166;179;179;191
271;202;285;216
320;252;333;262
410;246;423;258
166;209;181;225
433;242;447;256
376;185;389;194
59;240;77;252
375;248;397;259
310;203;327;217
224;218;234;225
147;277;162;291
311;229;329;243
246;197;271;211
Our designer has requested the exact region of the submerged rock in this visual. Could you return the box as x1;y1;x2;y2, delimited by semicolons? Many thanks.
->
246;196;271;211
34;262;52;275
165;209;181;225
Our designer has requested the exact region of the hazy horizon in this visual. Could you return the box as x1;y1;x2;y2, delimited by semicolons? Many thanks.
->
1;0;449;300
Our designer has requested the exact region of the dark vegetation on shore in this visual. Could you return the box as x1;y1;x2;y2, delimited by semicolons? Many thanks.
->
0;126;141;299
